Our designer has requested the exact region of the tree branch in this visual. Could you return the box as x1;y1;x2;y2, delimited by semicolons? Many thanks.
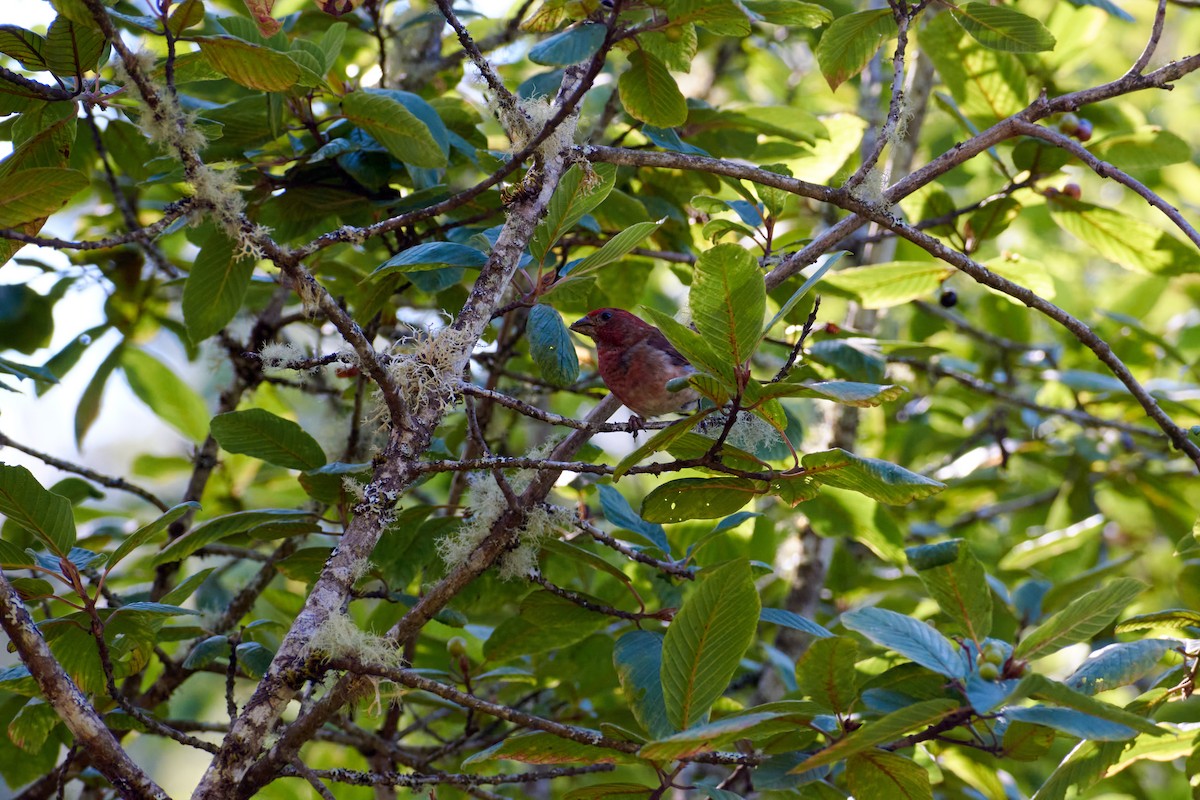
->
0;570;169;800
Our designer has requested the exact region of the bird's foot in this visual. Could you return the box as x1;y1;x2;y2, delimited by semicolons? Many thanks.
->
625;416;648;437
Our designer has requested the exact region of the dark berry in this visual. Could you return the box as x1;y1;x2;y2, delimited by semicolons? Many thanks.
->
939;290;958;308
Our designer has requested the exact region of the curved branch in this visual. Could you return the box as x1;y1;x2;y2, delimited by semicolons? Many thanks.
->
0;571;169;800
1011;119;1200;250
845;200;1200;467
0;430;169;511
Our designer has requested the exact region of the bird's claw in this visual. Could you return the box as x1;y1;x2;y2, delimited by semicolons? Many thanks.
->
625;416;648;437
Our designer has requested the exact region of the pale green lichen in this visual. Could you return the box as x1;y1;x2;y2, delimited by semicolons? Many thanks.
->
697;411;782;455
379;324;477;419
259;341;310;372
490;94;579;160
437;446;574;580
306;612;404;669
115;51;264;248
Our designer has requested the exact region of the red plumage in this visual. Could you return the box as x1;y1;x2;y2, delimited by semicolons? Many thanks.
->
569;308;699;418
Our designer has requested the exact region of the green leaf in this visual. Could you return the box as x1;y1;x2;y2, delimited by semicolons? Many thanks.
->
951;2;1056;52
1013;578;1144;661
107;501;200;571
814;8;894;90
236;641;275;679
1048;195;1200;276
167;0;205;35
559;219;665;281
75;342;123;447
1064;639;1174;696
0;168;87;227
43;17;106;77
299;462;372;505
195;35;300;90
1002;719;1057;761
690;243;765;366
742;0;832;28
760;607;834;638
1004;706;1134;741
841;607;966;679
528;23;606;65
370;242;488;278
1089;129;1190;170
464;730;635;766
641;477;763;524
161;569;214;609
0;26;48;71
922;12;1028;122
0;464;75;556
597;484;670;554
639;712;777;760
613;631;674;739
661;559;760;729
8;700;61;753
1103;726;1200;775
846;750;932;800
612;413;706;481
120;348;209;442
210;408;327;470
183;635;231;670
822;261;955;309
984;254;1055;302
182;231;255;343
485;590;610;661
151;509;314;566
527;304;580;387
905;539;993;643
803;448;945;505
0;285;54;356
619;51;688;128
663;0;751;36
760;379;906;407
793;699;960;771
796;636;858;715
530;163;617;267
805;339;886;384
0;539;35;567
341;89;447;169
1115;608;1200;633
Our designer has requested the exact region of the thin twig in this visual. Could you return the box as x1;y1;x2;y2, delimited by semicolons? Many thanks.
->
329;657;760;765
892;355;1163;439
1126;0;1169;77
845;4;912;191
459;383;675;432
577;520;695;580
771;297;821;383
1012;119;1200;250
285;764;615;788
912;300;1053;355
530;573;672;621
0;430;169;511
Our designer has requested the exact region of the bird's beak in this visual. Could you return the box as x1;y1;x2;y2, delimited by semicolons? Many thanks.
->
569;316;596;338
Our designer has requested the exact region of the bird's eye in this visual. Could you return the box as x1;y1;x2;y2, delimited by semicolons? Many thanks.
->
598;311;612;321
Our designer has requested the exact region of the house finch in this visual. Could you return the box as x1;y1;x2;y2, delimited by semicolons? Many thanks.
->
569;308;699;418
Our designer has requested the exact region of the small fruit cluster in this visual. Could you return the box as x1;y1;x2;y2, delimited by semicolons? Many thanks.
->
1058;112;1093;142
976;641;1007;680
975;641;1028;682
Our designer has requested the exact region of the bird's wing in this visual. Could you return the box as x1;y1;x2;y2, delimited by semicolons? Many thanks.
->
645;328;692;370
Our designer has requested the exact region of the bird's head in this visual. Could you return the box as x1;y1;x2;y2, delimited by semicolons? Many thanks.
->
569;308;655;347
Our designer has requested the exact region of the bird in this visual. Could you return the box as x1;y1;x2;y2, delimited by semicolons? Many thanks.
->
569;308;700;420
